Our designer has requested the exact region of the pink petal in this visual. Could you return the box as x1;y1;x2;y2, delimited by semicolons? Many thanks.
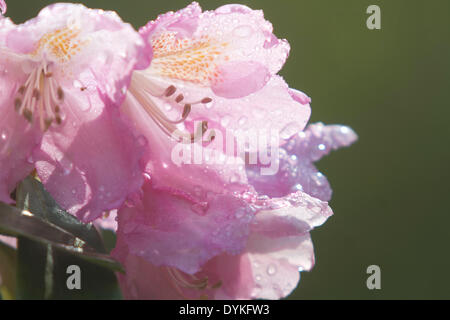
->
247;122;358;201
0;0;6;15
113;238;185;299
34;101;145;222
244;191;333;299
211;61;270;99
114;179;254;275
139;2;202;41
0;49;42;203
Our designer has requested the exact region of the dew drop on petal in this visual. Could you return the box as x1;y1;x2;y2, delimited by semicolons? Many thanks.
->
191;202;208;216
60;158;73;175
136;135;148;147
238;116;248;126
267;264;277;276
220;115;232;127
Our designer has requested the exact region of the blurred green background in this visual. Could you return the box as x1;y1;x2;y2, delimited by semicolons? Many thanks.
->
6;0;450;299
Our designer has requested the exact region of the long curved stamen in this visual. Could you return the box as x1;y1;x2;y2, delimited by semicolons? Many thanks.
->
165;267;222;299
14;63;64;131
129;73;213;143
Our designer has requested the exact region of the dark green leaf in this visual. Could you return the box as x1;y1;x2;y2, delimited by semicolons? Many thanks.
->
16;177;106;253
0;241;17;299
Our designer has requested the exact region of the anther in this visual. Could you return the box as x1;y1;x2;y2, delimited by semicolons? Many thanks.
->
14;98;22;111
57;87;64;101
23;109;33;123
164;85;176;97
32;88;41;100
175;94;184;103
54;105;60;113
45;72;53;78
44;118;53;131
201;97;212;104
18;86;25;95
182;104;191;119
55;116;62;125
201;121;208;133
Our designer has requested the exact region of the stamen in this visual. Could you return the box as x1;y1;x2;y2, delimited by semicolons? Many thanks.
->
175;94;184;103
57;87;64;101
14;98;22;111
23;109;33;123
182;104;191;119
164;85;176;97
165;267;223;298
14;64;64;130
32;88;41;100
129;72;215;143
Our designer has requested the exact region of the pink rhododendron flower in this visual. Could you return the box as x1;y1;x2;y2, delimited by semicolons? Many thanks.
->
111;2;357;299
0;3;151;221
126;2;310;148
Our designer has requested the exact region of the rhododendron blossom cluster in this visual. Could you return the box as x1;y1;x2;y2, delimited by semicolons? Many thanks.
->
0;1;356;300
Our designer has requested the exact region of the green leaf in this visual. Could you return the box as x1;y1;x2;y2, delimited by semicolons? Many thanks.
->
16;177;106;253
0;241;17;299
0;202;124;272
0;176;124;299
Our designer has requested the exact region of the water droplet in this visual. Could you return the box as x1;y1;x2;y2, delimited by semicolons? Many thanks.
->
267;264;277;276
238;116;248;126
318;143;326;151
191;202;208;215
220;115;232;127
136;135;148;147
60;158;73;175
143;172;151;181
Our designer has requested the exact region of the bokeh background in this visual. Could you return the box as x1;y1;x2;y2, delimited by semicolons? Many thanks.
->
6;0;450;299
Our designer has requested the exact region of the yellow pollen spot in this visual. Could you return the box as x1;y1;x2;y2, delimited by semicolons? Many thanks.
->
33;27;87;63
150;32;229;86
